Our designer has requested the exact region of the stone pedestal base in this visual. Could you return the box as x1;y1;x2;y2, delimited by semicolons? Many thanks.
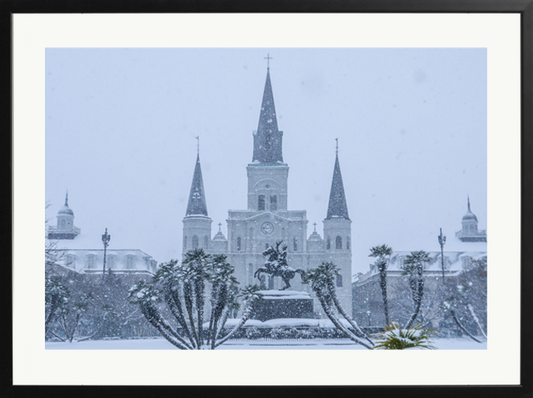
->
252;290;314;321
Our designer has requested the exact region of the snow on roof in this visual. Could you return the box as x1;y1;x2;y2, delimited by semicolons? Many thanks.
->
392;234;486;254
46;235;154;259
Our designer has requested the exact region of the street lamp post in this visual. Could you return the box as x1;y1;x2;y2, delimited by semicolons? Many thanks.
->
102;228;111;277
438;228;446;281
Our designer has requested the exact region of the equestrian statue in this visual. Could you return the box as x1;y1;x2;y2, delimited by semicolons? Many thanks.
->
254;240;306;290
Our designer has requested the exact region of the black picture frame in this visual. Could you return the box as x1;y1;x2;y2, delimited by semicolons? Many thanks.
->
3;1;531;397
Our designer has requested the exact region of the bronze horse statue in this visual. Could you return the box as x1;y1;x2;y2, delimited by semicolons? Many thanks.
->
254;240;306;290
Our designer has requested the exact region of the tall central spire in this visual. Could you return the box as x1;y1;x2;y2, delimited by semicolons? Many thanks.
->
252;65;284;164
185;153;208;216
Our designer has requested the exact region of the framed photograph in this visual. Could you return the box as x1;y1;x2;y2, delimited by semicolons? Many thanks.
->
8;2;529;393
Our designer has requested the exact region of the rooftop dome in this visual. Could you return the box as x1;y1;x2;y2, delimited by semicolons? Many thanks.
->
462;196;478;222
308;223;323;241
212;223;227;241
57;191;74;216
462;210;478;222
58;205;74;216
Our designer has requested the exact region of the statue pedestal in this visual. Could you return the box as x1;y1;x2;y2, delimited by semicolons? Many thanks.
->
252;290;314;321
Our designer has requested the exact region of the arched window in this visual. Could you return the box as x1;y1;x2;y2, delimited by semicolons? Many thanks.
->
336;236;343;250
268;276;274;289
107;254;116;269
461;256;472;268
397;256;405;268
265;243;270;250
293;237;298;252
183;236;187;250
336;274;343;287
270;195;277;211
87;254;96;269
192;235;199;249
258;195;265;211
326;238;331;250
237;237;242;251
347;236;350;250
204;236;209;249
126;255;135;270
66;254;76;268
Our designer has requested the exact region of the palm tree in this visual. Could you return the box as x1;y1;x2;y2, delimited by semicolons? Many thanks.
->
207;254;239;348
303;262;373;349
403;250;431;329
129;280;194;349
213;285;263;348
369;244;393;325
182;249;210;348
129;250;263;350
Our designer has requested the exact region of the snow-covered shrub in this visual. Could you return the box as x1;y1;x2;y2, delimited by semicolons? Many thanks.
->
268;327;300;339
297;328;316;339
372;322;436;350
269;327;285;339
245;327;262;340
286;327;299;339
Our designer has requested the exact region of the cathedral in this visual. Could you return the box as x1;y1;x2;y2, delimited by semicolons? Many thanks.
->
182;66;353;315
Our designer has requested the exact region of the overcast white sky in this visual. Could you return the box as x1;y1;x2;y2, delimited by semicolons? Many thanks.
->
45;48;487;275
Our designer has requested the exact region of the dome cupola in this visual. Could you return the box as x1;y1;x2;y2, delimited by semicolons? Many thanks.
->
462;196;478;222
47;191;80;240
58;192;74;216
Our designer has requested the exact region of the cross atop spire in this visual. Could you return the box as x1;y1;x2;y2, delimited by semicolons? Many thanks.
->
335;138;338;156
264;53;273;70
195;136;200;155
467;195;471;212
65;190;69;206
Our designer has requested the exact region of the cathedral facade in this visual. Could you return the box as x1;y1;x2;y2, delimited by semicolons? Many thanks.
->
182;67;353;315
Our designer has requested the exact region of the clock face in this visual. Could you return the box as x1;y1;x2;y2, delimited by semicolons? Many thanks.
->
260;222;274;236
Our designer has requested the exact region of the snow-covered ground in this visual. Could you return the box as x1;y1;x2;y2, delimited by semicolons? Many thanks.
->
46;337;487;350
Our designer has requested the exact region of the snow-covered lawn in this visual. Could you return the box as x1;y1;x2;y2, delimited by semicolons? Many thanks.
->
46;337;486;350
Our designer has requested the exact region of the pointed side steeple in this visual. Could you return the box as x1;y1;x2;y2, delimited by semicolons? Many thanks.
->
326;144;350;220
252;67;283;164
185;154;208;216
